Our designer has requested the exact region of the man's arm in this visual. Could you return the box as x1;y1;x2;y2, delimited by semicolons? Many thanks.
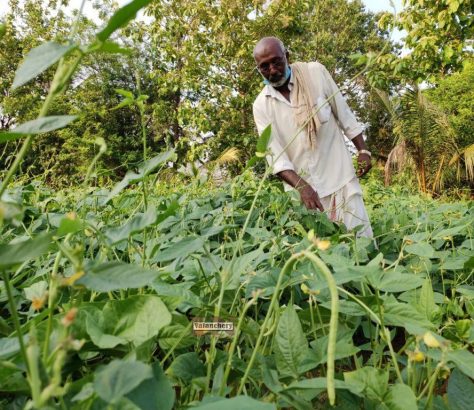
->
253;102;323;211
277;170;324;211
351;133;372;177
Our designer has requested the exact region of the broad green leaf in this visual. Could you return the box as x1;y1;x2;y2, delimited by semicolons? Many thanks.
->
447;349;474;379
57;214;83;236
464;256;474;270
0;116;77;142
226;244;268;290
192;396;276;410
375;272;425;292
0;337;20;360
261;365;283;393
383;295;434;334
441;255;471;270
0;366;29;393
309;330;359;366
344;367;388;401
433;223;471;239
456;285;474;299
93;360;153;404
105;208;157;244
404;242;435;258
418;278;438;320
0;233;53;269
71;383;94;402
309;264;376;292
77;261;158;291
284;377;348;393
383;383;417;410
245;155;262;169
275;304;308;378
447;369;474;410
102;295;171;346
155;236;205;263
96;0;154;42
256;124;272;154
151;281;202;310
113;97;134;110
98;41;133;55
115;88;134;99
166;352;205;383
12;42;76;89
104;150;175;203
245;270;279;298
85;296;172;348
158;324;195;350
86;317;126;349
126;362;175;410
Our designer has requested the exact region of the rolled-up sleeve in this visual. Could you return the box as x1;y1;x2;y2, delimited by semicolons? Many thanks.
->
320;65;364;140
252;102;295;175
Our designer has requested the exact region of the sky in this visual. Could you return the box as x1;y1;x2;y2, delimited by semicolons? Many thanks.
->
1;0;404;22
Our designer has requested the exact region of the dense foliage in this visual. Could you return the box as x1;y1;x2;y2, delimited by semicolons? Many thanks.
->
0;0;473;409
1;0;394;185
1;166;473;409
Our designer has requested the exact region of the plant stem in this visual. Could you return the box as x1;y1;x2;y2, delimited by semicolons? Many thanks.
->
237;254;299;395
43;251;62;360
301;250;339;406
2;271;29;372
220;296;256;395
0;51;83;197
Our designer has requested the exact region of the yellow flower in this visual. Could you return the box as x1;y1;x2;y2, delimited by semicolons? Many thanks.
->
423;332;441;348
61;307;78;327
300;283;320;296
31;295;47;311
413;350;425;362
62;270;85;286
66;212;77;221
316;239;331;251
407;349;425;362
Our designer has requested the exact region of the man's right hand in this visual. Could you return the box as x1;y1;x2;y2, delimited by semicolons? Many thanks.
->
298;185;324;211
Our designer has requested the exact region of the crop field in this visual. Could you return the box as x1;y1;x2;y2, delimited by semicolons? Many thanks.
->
1;0;473;409
1;165;473;409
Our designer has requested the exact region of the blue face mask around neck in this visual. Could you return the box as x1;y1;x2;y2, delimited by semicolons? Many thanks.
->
263;65;291;87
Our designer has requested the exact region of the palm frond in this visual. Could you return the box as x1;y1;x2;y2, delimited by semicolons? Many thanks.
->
384;141;411;186
463;144;474;181
215;147;240;166
431;155;446;193
447;143;474;182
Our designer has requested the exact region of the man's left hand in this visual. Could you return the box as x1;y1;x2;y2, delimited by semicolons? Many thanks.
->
357;153;372;177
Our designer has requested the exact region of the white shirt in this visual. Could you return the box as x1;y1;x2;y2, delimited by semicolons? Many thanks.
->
252;62;364;198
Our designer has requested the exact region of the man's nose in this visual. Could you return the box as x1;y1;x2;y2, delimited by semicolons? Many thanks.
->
269;65;280;75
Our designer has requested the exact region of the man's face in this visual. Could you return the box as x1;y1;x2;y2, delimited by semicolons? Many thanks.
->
254;43;289;85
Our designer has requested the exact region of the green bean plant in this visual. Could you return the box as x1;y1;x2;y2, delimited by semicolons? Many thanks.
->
1;1;474;410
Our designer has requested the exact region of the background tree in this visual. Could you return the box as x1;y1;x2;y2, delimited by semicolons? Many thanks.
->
373;0;473;84
0;0;398;186
427;59;474;189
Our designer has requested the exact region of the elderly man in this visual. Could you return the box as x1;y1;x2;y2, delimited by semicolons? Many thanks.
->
252;36;373;237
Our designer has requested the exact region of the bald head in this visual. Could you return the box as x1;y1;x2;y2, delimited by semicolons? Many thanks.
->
253;37;286;61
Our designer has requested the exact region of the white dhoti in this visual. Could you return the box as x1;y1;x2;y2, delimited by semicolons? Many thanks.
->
319;177;373;238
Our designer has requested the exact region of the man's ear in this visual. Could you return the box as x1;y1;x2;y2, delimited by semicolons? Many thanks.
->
285;50;290;63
